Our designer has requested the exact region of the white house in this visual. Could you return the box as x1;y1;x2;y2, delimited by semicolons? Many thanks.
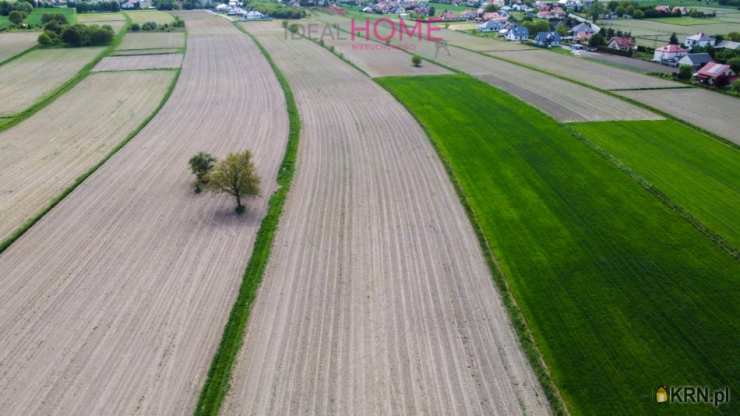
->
684;32;715;49
653;44;688;63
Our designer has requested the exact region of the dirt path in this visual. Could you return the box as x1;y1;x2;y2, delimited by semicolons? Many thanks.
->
224;22;550;416
0;12;287;415
0;70;174;243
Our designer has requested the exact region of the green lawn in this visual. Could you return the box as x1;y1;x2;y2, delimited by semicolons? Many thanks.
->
377;74;740;416
428;2;475;13
0;7;76;29
573;120;740;250
647;16;723;26
124;10;175;25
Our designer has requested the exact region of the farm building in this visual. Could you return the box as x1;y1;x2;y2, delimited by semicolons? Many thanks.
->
505;26;529;41
678;53;711;70
653;44;688;64
607;36;635;52
534;31;561;47
684;32;715;49
694;62;735;86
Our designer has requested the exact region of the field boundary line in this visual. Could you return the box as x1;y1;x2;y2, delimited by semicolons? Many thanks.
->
377;73;568;416
564;124;740;261
450;42;740;151
0;44;38;67
0;15;132;134
0;67;181;255
193;21;300;416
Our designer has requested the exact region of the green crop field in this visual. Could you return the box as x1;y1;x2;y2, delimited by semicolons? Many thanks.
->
377;74;740;416
124;10;175;25
572;120;740;250
0;7;75;29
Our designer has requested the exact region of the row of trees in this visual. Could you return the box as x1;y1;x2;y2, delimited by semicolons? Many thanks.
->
189;150;261;214
39;21;113;47
1;0;33;27
70;1;120;13
130;17;184;32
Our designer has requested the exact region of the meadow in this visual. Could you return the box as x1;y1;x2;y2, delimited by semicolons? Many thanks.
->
572;120;740;250
378;74;740;415
0;7;75;29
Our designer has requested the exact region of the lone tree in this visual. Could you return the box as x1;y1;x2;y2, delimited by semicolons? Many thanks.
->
207;150;261;214
669;32;679;45
9;10;24;26
188;152;216;193
412;54;422;67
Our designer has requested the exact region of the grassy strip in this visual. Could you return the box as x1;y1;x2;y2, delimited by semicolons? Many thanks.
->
0;44;38;67
0;14;132;134
377;74;740;416
0;67;181;255
193;22;300;416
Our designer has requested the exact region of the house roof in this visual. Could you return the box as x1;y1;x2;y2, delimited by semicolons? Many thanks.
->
656;44;687;53
686;32;714;42
715;40;740;50
608;36;634;49
678;53;711;66
571;22;594;33
508;26;529;36
535;31;560;42
696;61;732;79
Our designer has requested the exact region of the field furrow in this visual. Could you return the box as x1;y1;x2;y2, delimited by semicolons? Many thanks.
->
93;54;182;71
0;47;102;116
0;70;174;243
0;32;38;63
0;11;287;415
224;22;549;416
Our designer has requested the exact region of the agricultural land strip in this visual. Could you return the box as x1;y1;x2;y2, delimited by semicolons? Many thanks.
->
224;21;550;416
0;47;102;117
572;120;740;250
93;54;182;71
0;32;38;64
76;12;126;23
0;11;288;415
0;70;175;244
378;74;740;416
316;13;660;122
617;88;740;145
117;32;186;51
112;47;183;56
125;10;176;25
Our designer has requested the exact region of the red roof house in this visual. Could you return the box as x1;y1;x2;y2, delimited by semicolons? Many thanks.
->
694;61;736;85
608;36;635;51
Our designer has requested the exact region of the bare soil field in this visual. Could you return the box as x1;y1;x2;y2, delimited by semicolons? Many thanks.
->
224;21;550;416
580;51;673;74
617;88;740;145
117;32;186;51
444;30;538;51
0;71;174;242
0;47;101;116
317;14;659;122
290;22;449;77
487;49;681;90
92;54;182;71
0;11;288;415
0;32;37;63
77;12;126;22
112;47;182;56
125;10;176;25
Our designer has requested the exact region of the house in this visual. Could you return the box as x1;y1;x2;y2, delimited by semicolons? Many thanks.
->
534;31;561;47
607;36;635;51
672;6;688;15
655;5;670;13
677;53;711;70
694;61;735;85
505;25;529;41
479;20;503;32
570;22;595;36
715;40;740;50
653;44;688;64
684;32;715;49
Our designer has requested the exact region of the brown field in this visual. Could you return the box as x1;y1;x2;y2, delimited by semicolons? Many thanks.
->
288;21;449;77
0;71;174;242
581;51;673;74
317;14;659;122
617;88;740;145
117;32;186;51
487;49;681;90
93;53;182;71
125;10;176;25
76;12;126;22
112;47;182;56
0;32;37;63
0;47;101;116
224;21;550;416
0;11;288;415
444;29;538;51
